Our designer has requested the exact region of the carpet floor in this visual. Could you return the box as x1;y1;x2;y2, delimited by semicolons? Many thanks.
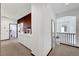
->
1;39;32;56
49;44;79;56
1;39;79;56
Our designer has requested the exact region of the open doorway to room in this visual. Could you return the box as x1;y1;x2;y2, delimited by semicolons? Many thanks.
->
56;16;76;46
9;24;18;39
49;16;79;56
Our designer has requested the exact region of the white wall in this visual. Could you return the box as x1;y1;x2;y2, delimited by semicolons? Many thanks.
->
1;17;16;40
56;7;79;35
17;4;56;56
76;15;79;46
31;4;55;56
57;16;76;33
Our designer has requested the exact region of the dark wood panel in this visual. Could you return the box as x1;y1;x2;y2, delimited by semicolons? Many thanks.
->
17;13;32;34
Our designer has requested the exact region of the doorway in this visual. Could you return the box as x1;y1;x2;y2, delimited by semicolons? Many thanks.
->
56;16;76;46
51;19;57;51
50;17;78;56
9;24;18;39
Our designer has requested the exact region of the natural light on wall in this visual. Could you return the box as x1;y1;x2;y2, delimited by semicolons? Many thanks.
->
61;25;67;32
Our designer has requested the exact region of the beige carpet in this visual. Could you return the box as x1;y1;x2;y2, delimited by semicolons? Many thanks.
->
1;39;32;56
49;44;79;56
1;39;79;56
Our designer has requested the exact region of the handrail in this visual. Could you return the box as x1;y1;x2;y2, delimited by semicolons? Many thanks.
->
55;32;76;45
56;32;76;34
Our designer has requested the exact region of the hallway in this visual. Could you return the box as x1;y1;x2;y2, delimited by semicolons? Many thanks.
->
1;40;32;56
1;3;79;56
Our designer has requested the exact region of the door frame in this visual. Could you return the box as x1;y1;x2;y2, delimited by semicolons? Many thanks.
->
51;19;56;49
9;23;18;39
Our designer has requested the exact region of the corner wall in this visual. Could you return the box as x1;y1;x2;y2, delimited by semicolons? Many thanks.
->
31;4;55;56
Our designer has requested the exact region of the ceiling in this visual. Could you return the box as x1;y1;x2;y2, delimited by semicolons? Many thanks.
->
50;3;79;14
1;3;79;21
1;3;31;21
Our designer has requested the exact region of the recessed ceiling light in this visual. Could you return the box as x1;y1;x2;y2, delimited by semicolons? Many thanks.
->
65;3;69;5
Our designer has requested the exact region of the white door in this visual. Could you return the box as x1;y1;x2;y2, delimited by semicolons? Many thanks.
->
9;24;17;39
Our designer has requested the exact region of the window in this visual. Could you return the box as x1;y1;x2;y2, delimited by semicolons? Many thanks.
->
61;25;67;32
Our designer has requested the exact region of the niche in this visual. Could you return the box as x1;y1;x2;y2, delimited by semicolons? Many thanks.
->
17;13;32;34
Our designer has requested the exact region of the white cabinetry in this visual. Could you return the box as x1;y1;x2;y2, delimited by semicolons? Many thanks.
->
18;33;32;49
